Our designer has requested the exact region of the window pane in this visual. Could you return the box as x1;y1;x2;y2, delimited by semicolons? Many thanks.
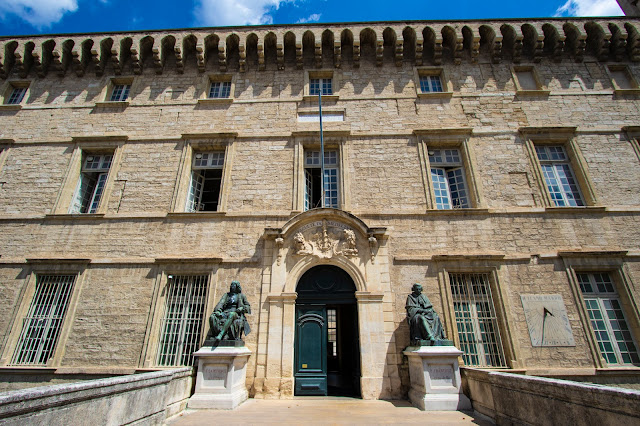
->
7;87;27;104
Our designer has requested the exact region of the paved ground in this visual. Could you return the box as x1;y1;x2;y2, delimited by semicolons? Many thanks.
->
166;398;494;425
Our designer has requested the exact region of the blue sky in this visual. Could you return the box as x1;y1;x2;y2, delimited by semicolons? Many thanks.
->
0;0;624;37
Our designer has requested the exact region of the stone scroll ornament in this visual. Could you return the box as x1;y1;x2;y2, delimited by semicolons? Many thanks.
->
209;280;251;343
406;283;453;346
292;220;358;259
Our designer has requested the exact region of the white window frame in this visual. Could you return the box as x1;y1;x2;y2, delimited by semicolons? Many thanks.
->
428;148;470;209
109;83;131;102
535;145;584;207
69;153;113;214
208;81;232;99
577;272;640;366
303;149;340;210
304;70;338;100
185;151;225;212
309;77;333;96
448;272;508;368
1;81;30;108
415;67;452;98
156;274;210;367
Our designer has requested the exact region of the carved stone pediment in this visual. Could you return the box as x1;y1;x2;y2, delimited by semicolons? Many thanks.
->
292;219;358;259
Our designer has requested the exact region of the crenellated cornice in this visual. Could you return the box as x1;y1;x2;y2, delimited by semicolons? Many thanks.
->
0;17;639;79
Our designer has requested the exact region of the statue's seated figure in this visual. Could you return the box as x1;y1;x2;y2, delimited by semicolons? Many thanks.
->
210;280;251;341
406;283;446;343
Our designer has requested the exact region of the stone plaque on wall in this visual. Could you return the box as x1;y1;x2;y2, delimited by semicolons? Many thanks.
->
521;294;575;347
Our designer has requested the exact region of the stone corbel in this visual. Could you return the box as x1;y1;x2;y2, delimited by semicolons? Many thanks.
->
275;235;284;266
368;233;378;263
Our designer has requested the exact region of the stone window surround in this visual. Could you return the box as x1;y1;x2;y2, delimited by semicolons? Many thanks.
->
414;67;453;98
0;259;89;367
170;132;236;215
139;258;220;368
96;76;135;107
511;65;550;95
520;127;598;209
0;139;13;178
433;256;518;369
415;128;484;211
0;80;30;110
198;73;235;105
560;251;640;369
50;136;126;216
623;126;640;163
291;130;351;213
605;64;640;95
303;70;339;101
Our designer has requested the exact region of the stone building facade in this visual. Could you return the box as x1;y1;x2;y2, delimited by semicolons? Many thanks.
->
0;17;639;399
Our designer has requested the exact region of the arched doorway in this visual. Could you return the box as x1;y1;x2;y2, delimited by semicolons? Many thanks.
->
294;265;361;397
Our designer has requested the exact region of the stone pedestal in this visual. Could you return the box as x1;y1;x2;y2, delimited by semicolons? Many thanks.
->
403;346;471;411
187;345;252;410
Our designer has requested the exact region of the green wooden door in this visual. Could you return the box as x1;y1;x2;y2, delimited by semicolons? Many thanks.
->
294;305;327;396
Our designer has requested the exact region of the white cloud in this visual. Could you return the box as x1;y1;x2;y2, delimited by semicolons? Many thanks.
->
296;13;321;24
194;0;294;27
555;0;624;17
0;0;78;29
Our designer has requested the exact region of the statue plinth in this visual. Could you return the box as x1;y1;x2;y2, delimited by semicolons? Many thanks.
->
403;345;471;411
187;344;252;410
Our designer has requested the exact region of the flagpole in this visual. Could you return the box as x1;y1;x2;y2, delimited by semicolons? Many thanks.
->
318;89;325;208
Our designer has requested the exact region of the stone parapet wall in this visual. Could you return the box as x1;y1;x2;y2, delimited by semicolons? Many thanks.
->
0;368;192;424
0;18;638;79
461;368;640;425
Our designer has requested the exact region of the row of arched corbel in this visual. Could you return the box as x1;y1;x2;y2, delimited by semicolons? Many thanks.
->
1;19;639;79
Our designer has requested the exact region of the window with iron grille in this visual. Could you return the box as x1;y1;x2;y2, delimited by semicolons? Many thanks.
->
535;145;584;207
110;84;131;102
304;150;339;210
69;153;113;214
419;75;443;93
208;81;231;99
449;272;507;367
428;148;470;209
186;152;224;212
6;86;27;105
577;272;640;366
310;78;332;96
157;274;209;366
11;275;76;365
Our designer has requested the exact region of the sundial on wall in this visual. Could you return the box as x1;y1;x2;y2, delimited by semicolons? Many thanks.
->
521;294;575;347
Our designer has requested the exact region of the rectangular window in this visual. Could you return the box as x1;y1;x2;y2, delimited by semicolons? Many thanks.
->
310;78;333;96
157;274;209;366
535;145;584;207
327;308;337;358
449;272;507;367
11;275;76;365
429;148;469;209
419;75;443;93
208;81;231;99
110;84;131;102
7;86;27;105
186;151;224;212
515;70;538;91
69;153;113;214
578;272;640;366
304;150;339;210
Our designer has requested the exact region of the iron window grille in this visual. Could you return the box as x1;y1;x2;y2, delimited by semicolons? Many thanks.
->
157;274;209;366
577;272;640;365
186;152;225;212
535;145;584;207
449;272;507;367
11;275;76;365
69;154;113;214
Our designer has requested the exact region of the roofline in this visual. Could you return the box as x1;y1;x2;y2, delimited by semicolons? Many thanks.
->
0;15;632;40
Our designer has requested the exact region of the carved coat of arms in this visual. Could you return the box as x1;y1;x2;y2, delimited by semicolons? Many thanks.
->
292;219;358;259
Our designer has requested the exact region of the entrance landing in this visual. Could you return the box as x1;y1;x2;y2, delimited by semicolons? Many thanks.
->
167;397;493;425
